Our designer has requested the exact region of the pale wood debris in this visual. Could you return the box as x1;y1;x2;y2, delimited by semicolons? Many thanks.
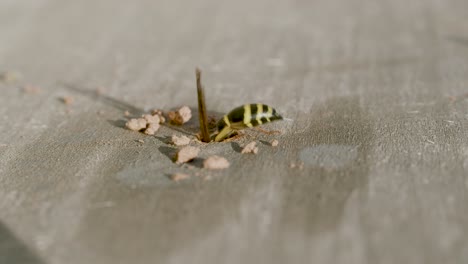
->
144;123;160;135
172;135;191;146
142;114;160;125
203;156;230;170
241;141;258;154
271;139;279;147
168;106;192;125
151;109;166;123
23;85;41;94
126;118;147;131
175;146;200;164
61;96;74;105
170;173;190;182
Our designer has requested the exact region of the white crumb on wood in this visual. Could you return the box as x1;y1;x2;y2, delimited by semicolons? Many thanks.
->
126;118;147;131
124;110;131;117
144;123;160;135
168;106;192;125
142;114;160;124
289;161;304;170
241;141;258;154
170;173;190;182
175;146;200;164
271;139;279;147
23;85;41;94
137;139;144;143
96;86;105;95
151;109;166;123
203;156;230;170
61;96;74;105
172;135;191;146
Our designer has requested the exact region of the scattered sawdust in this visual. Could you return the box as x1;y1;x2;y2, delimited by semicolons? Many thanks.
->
126;118;147;131
241;141;258;154
290;161;304;170
168;106;192;125
144;123;160;135
23;85;41;94
61;96;74;105
142;114;160;125
126;112;163;135
271;139;279;147
170;173;190;182
96;86;105;95
175;146;200;164
124;110;131;117
151;109;166;123
204;156;230;170
172;135;191;146
202;175;212;181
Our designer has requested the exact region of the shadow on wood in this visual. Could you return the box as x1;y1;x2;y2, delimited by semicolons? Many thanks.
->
0;222;44;264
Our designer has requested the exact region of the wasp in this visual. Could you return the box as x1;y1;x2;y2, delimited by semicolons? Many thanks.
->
214;103;283;142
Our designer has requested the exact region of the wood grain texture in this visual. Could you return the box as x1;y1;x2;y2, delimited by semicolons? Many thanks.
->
1;0;468;263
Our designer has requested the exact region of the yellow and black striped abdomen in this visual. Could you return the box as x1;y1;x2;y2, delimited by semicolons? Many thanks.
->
215;104;283;142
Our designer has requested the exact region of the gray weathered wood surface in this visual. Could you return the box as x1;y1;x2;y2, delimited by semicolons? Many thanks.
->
1;0;468;263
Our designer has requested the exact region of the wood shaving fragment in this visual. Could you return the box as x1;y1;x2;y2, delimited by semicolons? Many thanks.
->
151;109;163;116
298;163;304;170
175;146;200;164
172;135;191;146
170;173;190;182
144;123;160;135
126;118;147;131
290;162;304;170
96;86;105;95
202;175;212;181
151;109;166;123
271;139;279;147
241;141;258;154
203;156;230;170
168;106;192;125
23;85;41;94
137;139;144;143
142;114;160;124
61;96;74;105
124;110;131;117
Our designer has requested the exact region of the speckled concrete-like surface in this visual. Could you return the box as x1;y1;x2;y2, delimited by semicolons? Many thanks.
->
1;0;468;263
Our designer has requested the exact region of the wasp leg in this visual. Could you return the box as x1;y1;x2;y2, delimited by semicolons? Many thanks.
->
223;131;248;142
215;126;235;142
254;127;281;135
